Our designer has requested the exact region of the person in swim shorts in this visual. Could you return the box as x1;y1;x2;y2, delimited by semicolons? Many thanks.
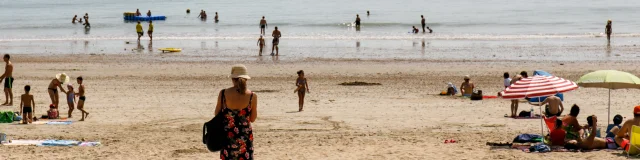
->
76;76;89;121
606;20;612;43
355;14;361;28
260;16;267;35
136;21;144;41
257;35;265;56
20;85;35;124
0;54;14;106
421;15;426;33
271;26;281;56
148;21;154;41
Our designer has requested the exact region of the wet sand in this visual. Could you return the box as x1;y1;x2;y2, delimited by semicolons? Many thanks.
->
0;53;637;159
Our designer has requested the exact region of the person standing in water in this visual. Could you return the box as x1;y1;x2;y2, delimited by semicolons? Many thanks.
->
367;11;370;16
257;35;265;56
72;15;78;23
355;14;361;28
83;13;89;21
0;54;13;106
606;20;612;43
214;12;219;22
421;15;426;33
295;70;309;112
271;27;281;56
260;16;267;35
136;21;144;41
148;21;154;41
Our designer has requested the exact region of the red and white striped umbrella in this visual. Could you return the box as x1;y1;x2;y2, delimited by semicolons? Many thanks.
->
501;75;578;99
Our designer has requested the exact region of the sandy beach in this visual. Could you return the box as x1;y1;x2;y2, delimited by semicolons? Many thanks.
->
0;54;636;159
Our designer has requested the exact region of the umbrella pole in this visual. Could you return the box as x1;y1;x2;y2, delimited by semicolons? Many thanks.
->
609;89;611;125
540;98;544;136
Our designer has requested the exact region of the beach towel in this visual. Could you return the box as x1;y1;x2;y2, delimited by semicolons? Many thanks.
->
27;120;72;125
513;134;543;143
40;140;80;146
3;140;46;146
79;142;101;147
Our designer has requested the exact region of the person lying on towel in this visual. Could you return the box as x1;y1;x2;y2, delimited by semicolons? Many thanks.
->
565;115;619;150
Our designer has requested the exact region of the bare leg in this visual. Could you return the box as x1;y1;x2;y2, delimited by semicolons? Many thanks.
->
298;92;305;112
48;90;56;106
276;45;279;56
78;100;88;121
68;103;74;118
22;112;28;124
2;88;7;105
510;100;516;117
7;88;12;105
271;44;275;54
27;112;32;123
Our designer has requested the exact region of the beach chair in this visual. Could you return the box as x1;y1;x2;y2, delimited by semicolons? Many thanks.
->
543;116;557;132
627;125;640;157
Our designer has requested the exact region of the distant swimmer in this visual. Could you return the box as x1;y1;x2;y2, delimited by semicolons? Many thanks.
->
606;19;612;42
78;17;83;23
197;10;205;19
412;26;419;34
83;18;90;28
72;15;77;23
367;11;370;16
83;13;89;21
271;27;281;56
257;35;265;56
427;27;433;33
148;21;154;41
136;21;144;41
214;12;219;22
260;16;268;35
355;14;361;28
147;10;151;17
186;9;190;14
136;9;141;16
421;15;426;33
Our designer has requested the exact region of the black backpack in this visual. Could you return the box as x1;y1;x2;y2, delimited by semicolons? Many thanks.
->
203;90;228;152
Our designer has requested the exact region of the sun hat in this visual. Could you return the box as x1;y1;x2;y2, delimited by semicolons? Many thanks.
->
230;64;250;79
464;75;470;80
56;73;70;84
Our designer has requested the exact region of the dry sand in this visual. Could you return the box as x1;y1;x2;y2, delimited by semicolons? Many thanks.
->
0;54;638;159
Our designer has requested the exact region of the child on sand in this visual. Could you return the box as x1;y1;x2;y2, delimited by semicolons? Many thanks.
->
19;85;35;124
294;70;309;112
63;84;75;118
76;76;89;121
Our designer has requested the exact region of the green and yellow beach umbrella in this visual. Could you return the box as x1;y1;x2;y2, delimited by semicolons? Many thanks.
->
576;70;640;124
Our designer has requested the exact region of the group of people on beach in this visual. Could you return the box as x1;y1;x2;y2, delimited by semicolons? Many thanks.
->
0;54;90;124
135;8;152;17
256;17;281;56
71;13;90;28
135;21;154;41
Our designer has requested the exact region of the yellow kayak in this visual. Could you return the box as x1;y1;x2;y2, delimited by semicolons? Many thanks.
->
158;48;182;52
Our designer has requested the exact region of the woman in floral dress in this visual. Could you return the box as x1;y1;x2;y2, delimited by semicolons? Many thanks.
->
215;64;258;160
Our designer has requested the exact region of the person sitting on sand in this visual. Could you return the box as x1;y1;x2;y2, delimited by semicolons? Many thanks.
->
460;75;474;97
537;95;564;117
72;15;78;23
606;114;623;138
615;106;640;147
562;104;585;142
295;70;309;112
520;71;528;78
549;119;566;146
47;104;58;119
412;26;419;34
19;85;35;124
565;115;620;149
63;84;75;118
215;64;257;159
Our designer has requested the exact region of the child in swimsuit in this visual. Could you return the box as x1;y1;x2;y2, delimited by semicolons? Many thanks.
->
20;85;35;124
63;84;75;118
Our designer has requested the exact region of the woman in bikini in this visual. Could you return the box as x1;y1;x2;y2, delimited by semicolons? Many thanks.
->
295;70;310;112
214;64;258;159
48;73;68;109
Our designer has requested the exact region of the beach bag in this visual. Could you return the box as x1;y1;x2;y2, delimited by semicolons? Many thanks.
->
518;111;531;117
529;144;551;153
47;109;58;119
203;89;228;152
0;111;13;123
13;112;22;121
470;90;483;100
513;134;543;143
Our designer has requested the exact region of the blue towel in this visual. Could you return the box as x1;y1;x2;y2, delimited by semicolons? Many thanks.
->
46;121;72;125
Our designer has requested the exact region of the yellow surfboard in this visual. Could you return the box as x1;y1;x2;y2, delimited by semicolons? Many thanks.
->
159;48;182;53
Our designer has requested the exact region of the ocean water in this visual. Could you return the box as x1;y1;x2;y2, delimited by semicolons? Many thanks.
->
0;0;639;60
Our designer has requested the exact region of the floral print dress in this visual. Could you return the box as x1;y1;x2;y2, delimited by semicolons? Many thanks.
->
220;91;254;160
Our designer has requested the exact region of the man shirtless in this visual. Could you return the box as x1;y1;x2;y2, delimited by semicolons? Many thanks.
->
259;16;267;35
271;27;281;56
257;35;265;56
72;15;78;23
606;20;612;43
0;54;14;106
615;106;640;147
566;115;619;150
76;76;89;121
538;95;564;117
355;14;361;28
421;15;426;33
460;75;474;97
